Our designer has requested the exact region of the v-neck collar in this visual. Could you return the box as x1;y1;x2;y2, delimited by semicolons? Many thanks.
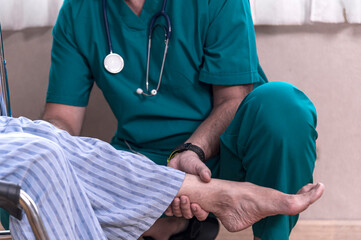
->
117;0;162;30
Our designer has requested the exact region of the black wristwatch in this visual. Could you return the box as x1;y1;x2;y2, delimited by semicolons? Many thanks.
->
167;143;206;163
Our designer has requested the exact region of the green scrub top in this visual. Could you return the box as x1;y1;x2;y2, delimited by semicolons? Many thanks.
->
47;0;267;164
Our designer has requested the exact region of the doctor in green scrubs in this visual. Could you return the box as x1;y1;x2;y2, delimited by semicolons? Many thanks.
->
42;0;318;239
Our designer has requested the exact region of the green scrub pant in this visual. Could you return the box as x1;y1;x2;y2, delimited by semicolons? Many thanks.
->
207;81;317;240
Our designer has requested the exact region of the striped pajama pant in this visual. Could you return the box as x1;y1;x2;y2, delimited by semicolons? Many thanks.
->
0;116;185;240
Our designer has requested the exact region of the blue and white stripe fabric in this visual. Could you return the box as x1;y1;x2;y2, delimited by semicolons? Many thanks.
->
0;116;185;240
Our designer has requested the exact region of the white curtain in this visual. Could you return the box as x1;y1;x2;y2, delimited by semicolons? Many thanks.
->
0;0;360;30
311;0;361;24
250;0;312;25
251;0;361;25
0;0;63;30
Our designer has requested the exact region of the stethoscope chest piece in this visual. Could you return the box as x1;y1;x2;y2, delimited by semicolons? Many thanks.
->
104;52;124;74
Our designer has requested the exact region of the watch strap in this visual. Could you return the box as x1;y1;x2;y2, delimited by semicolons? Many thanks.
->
167;143;206;163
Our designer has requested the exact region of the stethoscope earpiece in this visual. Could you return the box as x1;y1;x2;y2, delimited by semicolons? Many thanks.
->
136;88;158;96
151;89;157;96
136;88;143;95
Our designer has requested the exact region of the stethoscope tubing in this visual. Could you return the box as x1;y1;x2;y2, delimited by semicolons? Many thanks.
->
102;0;171;97
148;11;172;41
102;0;113;53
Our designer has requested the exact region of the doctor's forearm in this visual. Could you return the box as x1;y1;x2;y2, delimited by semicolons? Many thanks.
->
42;103;86;136
186;84;253;160
42;118;77;135
186;100;241;160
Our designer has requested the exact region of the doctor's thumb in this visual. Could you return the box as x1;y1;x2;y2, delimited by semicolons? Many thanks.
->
198;166;212;183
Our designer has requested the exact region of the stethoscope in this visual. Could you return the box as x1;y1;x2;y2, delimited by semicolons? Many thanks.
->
102;0;172;97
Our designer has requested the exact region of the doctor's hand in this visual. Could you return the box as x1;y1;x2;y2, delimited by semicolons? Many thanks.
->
164;197;209;221
167;150;212;182
166;151;211;220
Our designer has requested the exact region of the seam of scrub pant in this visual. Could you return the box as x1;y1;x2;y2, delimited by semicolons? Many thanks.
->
219;82;318;240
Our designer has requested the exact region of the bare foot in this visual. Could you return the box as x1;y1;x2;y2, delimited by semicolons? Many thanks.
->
140;217;188;240
212;182;324;232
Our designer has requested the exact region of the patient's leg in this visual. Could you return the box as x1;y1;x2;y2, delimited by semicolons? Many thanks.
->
142;177;324;240
0;116;185;239
178;175;324;232
0;132;107;240
0;117;324;239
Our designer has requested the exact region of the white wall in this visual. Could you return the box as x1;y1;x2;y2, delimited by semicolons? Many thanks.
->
255;24;361;219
